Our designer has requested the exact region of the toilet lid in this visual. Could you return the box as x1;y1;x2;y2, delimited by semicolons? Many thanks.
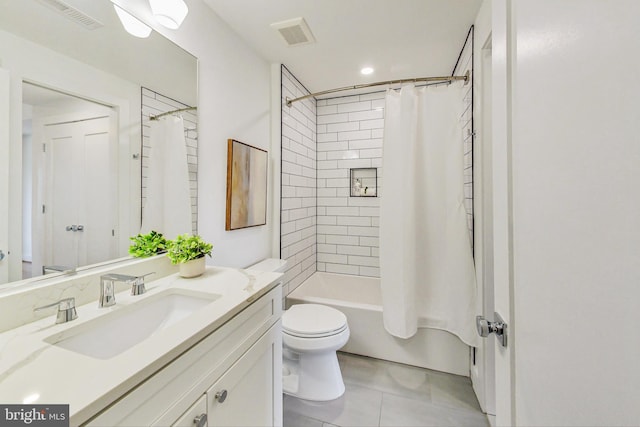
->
282;304;347;337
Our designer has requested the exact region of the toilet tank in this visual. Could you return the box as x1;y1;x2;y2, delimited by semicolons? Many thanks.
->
246;258;288;273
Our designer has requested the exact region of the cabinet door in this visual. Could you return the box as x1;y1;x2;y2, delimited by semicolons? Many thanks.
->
207;323;281;427
172;395;207;427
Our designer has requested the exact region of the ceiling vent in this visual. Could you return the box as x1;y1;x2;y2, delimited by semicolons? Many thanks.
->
35;0;104;30
271;17;316;47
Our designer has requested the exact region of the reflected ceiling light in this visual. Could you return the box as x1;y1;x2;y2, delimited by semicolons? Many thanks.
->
361;67;374;75
22;393;40;404
113;4;152;38
149;0;189;30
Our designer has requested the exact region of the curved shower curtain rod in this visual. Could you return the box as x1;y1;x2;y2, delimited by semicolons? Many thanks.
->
149;106;197;121
285;70;469;107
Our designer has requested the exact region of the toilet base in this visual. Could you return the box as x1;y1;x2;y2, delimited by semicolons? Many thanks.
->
283;350;345;401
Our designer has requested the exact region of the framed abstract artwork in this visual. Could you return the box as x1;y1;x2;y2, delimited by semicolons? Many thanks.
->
225;139;268;230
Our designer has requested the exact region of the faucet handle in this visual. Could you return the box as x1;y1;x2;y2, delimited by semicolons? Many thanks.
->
131;272;155;296
34;297;78;324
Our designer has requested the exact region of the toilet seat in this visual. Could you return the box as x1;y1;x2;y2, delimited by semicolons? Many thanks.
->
283;304;347;338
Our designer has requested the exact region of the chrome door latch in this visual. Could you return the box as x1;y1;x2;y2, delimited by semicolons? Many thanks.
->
476;312;508;348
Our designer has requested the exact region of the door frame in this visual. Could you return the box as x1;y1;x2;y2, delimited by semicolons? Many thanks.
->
3;69;137;285
490;0;516;425
0;69;10;283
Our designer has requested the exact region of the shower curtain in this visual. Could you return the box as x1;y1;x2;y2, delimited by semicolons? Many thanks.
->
141;115;192;239
380;84;479;347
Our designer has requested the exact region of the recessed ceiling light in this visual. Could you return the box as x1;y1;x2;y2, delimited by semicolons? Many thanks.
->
361;67;374;75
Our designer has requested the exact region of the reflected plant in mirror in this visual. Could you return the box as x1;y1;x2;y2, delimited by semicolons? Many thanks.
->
0;0;198;288
129;231;168;258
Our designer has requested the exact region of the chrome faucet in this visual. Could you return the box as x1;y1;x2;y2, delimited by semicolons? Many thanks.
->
99;272;155;307
34;297;78;324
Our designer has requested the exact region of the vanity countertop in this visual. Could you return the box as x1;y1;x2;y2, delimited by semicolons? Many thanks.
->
0;266;282;425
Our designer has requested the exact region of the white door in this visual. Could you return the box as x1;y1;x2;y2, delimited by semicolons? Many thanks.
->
504;1;640;425
471;33;497;421
490;1;514;425
467;0;515;422
42;115;116;271
0;69;9;283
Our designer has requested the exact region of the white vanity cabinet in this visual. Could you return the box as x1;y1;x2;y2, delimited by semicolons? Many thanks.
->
85;284;282;427
171;323;281;427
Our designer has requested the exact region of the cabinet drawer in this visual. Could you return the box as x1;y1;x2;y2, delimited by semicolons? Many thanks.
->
172;395;207;427
86;285;281;427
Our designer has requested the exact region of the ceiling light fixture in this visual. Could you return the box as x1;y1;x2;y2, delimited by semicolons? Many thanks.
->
113;4;152;38
22;393;40;405
361;67;374;75
149;0;189;30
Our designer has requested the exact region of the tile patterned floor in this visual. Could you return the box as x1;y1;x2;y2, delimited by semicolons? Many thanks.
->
283;352;489;427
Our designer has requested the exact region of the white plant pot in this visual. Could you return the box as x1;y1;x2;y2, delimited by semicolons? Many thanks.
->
179;256;206;278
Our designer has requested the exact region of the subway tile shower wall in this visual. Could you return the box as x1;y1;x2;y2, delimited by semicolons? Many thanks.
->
315;74;474;277
315;92;384;277
456;38;474;246
280;67;317;296
281;57;472;284
141;88;198;234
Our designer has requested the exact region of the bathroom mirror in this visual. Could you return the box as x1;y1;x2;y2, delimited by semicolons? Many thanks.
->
0;0;198;287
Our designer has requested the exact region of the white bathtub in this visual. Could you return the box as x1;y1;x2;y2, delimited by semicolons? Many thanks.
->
287;272;470;376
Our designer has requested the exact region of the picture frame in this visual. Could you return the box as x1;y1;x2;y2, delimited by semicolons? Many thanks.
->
225;139;268;230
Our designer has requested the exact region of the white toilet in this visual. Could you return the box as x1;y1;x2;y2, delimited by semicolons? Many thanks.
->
282;303;350;401
247;259;350;401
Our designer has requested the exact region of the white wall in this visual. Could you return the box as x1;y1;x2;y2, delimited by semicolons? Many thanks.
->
113;0;273;269
508;1;640;425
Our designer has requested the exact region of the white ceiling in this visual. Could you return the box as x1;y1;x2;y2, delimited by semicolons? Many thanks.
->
203;0;483;94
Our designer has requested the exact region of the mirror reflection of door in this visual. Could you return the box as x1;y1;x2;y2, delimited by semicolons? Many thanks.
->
22;83;117;278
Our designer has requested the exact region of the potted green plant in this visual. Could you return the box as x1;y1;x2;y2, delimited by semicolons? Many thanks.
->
166;234;213;278
128;230;168;258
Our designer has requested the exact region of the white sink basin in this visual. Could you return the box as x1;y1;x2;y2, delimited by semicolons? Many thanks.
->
45;289;219;359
